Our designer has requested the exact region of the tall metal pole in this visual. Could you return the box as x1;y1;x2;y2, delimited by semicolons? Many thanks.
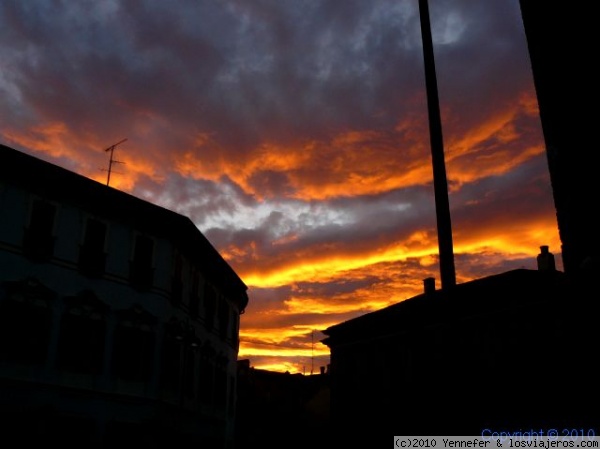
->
311;330;314;376
418;0;456;289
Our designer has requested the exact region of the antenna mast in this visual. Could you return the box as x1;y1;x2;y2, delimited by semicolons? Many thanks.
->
104;138;127;187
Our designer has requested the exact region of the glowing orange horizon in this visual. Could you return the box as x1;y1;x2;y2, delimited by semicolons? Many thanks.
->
237;219;561;374
1;89;560;377
238;222;560;290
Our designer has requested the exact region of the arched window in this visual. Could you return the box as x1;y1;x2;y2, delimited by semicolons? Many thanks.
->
0;278;55;365
198;342;216;406
214;354;229;411
112;305;156;382
57;291;107;374
183;327;200;399
160;318;184;393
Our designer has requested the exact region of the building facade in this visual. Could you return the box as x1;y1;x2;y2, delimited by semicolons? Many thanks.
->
0;144;248;448
518;1;597;276
322;263;599;437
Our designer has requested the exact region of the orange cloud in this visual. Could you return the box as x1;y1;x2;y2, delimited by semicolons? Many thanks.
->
235;215;561;373
454;216;561;261
5;121;77;160
170;94;543;203
3;122;164;192
242;249;420;289
173;127;433;201
445;106;545;188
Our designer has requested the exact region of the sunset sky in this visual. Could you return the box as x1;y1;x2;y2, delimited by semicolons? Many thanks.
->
0;0;561;374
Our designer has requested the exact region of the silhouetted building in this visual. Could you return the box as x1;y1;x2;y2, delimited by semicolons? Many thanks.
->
323;257;599;436
518;1;597;277
0;144;249;448
235;360;330;449
322;4;599;439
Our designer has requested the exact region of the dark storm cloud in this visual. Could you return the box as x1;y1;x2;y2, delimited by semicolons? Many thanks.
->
1;0;536;201
451;154;555;229
1;0;422;152
246;170;297;198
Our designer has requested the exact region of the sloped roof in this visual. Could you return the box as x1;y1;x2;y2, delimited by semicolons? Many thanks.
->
322;268;566;347
0;144;248;311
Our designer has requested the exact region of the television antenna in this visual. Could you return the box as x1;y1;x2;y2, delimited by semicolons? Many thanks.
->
103;138;127;186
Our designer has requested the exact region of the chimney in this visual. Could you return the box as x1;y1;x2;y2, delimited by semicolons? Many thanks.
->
537;245;556;272
424;277;436;295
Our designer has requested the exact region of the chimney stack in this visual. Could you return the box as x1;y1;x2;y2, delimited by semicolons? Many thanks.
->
424;277;436;294
537;245;556;272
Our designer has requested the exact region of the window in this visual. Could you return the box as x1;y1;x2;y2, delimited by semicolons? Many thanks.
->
160;336;182;391
218;299;230;340
129;234;154;289
78;218;107;277
23;199;56;262
0;299;52;364
189;268;200;318
203;283;216;330
214;355;228;410
56;293;107;374
183;344;197;399
230;309;239;347
112;307;156;382
160;319;184;392
0;278;55;365
171;252;183;305
198;343;215;406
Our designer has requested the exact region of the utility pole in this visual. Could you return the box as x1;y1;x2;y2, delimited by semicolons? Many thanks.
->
311;330;314;375
418;0;456;289
103;138;127;187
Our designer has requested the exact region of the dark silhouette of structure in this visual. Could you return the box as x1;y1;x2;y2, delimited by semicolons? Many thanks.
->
0;144;248;448
518;1;597;277
235;360;331;449
323;259;599;436
322;0;599;439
